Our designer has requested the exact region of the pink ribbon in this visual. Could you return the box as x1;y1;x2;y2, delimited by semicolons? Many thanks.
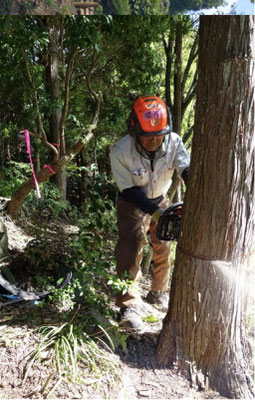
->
43;164;56;175
24;130;41;199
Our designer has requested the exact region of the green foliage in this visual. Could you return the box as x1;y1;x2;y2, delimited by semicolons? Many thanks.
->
69;220;125;315
0;162;31;197
24;181;74;220
100;0;225;14
131;0;170;14
0;0;11;14
0;16;197;205
49;278;82;311
170;0;225;13
23;173;130;316
101;0;131;13
22;236;69;276
15;177;130;391
100;0;170;14
0;16;201;398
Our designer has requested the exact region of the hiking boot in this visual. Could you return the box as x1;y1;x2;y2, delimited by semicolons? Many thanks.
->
145;290;169;312
119;306;144;331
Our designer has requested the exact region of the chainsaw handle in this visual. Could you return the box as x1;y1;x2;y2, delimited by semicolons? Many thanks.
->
162;201;183;215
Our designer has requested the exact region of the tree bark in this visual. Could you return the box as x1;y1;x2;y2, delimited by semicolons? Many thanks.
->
173;30;182;134
48;21;67;201
157;16;255;399
164;35;173;112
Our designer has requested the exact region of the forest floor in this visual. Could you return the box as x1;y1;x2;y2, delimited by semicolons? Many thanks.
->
0;214;252;399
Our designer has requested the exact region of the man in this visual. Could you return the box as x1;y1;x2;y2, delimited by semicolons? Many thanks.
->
110;95;190;330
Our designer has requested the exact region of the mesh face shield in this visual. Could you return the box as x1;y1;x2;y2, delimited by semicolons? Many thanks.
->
135;136;168;160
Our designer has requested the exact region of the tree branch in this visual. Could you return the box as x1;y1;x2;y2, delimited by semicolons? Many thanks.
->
163;34;174;112
182;32;198;93
22;49;59;159
182;71;198;114
7;93;100;219
59;46;78;154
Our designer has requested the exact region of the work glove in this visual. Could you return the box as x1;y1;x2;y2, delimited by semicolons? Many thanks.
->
152;207;165;223
181;167;189;186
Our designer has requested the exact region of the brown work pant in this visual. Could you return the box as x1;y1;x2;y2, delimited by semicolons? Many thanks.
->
115;196;171;307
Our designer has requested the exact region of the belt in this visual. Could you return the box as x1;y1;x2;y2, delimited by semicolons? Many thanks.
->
118;191;163;205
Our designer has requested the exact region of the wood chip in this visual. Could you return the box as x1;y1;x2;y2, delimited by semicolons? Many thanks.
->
138;389;151;397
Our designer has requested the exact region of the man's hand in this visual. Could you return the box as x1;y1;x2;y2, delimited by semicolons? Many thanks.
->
152;208;165;223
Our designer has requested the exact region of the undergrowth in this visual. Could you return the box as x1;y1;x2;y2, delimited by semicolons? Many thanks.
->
0;169;132;395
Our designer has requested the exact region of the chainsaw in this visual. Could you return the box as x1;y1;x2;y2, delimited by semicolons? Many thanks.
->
156;201;183;241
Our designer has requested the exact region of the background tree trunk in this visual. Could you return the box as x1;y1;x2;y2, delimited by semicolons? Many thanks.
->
157;15;255;399
48;21;67;201
173;30;182;134
163;20;198;202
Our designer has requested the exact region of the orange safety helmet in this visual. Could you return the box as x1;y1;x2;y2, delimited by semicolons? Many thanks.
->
127;96;172;136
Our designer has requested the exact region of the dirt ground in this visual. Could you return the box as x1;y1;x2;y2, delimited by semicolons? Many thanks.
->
0;215;240;399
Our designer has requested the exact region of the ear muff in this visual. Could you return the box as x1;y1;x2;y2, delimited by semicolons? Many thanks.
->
126;111;134;136
166;106;173;132
127;110;142;136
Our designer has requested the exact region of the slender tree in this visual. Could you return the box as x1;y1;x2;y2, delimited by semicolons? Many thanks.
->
46;19;67;200
163;17;198;136
157;15;255;399
163;17;198;200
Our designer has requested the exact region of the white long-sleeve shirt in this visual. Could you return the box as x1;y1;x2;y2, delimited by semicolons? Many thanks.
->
110;132;190;199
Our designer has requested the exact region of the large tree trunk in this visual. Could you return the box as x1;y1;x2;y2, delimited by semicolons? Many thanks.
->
157;15;255;399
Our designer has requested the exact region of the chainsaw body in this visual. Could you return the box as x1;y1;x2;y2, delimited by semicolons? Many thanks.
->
156;201;183;241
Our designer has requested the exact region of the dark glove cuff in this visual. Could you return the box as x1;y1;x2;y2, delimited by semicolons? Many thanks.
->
181;167;189;186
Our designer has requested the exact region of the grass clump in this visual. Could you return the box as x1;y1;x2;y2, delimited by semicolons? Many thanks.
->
23;307;121;397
